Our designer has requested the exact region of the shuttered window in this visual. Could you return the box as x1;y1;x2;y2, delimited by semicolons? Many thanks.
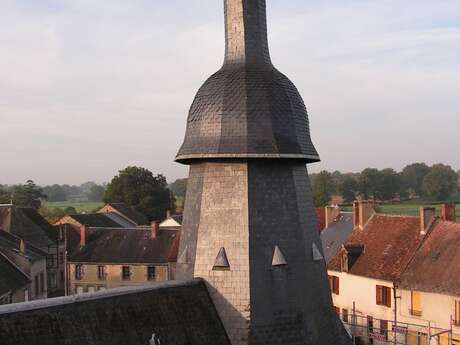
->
376;285;391;307
410;291;422;316
455;300;460;326
328;275;340;295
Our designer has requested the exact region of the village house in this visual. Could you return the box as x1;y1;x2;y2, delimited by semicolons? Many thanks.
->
0;205;61;296
97;202;149;226
66;222;179;295
325;202;460;345
0;230;48;302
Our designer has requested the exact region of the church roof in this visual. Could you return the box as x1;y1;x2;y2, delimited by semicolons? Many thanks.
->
175;0;319;164
0;279;230;345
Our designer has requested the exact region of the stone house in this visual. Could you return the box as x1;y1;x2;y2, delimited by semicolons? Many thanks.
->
0;205;59;296
0;230;48;302
66;223;179;294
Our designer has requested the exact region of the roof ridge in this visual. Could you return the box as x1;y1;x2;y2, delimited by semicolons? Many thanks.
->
0;251;31;281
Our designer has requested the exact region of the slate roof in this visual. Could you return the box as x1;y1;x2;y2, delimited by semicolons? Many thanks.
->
0;205;54;249
107;203;149;225
0;279;231;345
68;213;123;228
0;252;30;296
321;212;354;264
328;214;424;281
69;228;179;264
0;230;48;263
171;214;183;225
400;220;460;296
19;207;58;242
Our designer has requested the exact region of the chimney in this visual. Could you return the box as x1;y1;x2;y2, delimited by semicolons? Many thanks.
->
166;210;171;219
325;206;340;228
19;239;25;254
419;207;435;234
441;203;456;222
79;225;86;247
151;221;160;239
353;201;374;229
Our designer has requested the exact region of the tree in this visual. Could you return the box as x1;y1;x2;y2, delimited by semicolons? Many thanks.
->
357;168;381;199
104;166;173;221
401;163;430;196
12;180;46;209
339;177;358;203
377;168;402;200
64;206;78;215
42;184;67;202
88;185;105;202
39;207;66;224
312;171;335;207
0;185;11;204
169;178;188;198
422;164;457;200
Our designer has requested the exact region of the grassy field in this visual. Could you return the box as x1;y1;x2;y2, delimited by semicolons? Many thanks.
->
342;202;460;221
43;201;104;213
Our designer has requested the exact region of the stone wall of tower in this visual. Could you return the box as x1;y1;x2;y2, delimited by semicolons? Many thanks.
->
177;160;349;345
177;161;251;344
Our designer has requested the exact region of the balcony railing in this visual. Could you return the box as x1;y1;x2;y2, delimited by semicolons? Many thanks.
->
409;309;422;317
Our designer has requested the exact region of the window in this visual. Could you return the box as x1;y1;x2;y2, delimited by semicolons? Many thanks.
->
410;291;422;316
376;285;391;307
39;273;44;294
75;265;84;280
334;306;340;315
98;266;107;280
48;273;57;289
380;320;388;339
34;275;39;296
342;309;348;323
122;266;131;280
328;275;340;295
455;300;460;326
147;266;156;281
47;254;57;268
59;252;64;264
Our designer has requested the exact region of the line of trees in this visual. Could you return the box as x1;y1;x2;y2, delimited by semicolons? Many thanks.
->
311;163;459;207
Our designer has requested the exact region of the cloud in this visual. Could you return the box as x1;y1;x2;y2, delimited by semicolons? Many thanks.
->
0;0;459;184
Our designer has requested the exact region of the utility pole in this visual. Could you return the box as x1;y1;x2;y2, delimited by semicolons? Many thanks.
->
393;283;399;345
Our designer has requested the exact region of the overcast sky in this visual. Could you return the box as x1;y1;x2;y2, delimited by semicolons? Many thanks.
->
1;0;459;185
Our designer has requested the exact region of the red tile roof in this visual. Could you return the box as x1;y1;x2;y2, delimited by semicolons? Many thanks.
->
400;220;460;296
328;214;425;282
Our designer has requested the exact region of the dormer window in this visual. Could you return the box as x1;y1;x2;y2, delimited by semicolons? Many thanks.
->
341;245;364;272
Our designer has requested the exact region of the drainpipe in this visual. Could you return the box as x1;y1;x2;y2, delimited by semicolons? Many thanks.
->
393;282;399;345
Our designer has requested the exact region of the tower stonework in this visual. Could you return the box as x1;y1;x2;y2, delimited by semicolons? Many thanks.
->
176;1;351;344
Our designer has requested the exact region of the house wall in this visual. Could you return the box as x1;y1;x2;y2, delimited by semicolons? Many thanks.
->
329;270;460;344
67;263;169;295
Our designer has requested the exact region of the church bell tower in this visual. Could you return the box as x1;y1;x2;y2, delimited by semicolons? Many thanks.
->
175;1;350;344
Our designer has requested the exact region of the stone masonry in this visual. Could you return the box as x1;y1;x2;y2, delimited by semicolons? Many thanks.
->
175;1;352;344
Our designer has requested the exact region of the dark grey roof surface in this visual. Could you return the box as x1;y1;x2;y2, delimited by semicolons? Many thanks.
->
171;214;183;225
108;203;149;225
175;0;319;164
0;252;30;296
69;228;179;264
0;206;54;249
0;279;230;345
69;213;123;228
0;230;48;263
320;212;354;263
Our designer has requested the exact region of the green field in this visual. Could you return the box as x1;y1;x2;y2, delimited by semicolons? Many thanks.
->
342;202;460;221
43;201;104;213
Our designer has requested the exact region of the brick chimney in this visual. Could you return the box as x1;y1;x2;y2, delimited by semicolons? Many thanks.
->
441;203;456;222
19;239;25;254
151;221;160;239
419;207;435;234
79;225;86;247
325;206;340;228
353;201;374;229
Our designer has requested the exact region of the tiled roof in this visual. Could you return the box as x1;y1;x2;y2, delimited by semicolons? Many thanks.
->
0;251;30;296
328;214;424;281
321;212;354;263
107;203;149;225
68;214;123;228
69;228;179;264
0;206;54;249
400;220;460;296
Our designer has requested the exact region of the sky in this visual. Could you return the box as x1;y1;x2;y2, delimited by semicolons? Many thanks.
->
1;0;459;185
